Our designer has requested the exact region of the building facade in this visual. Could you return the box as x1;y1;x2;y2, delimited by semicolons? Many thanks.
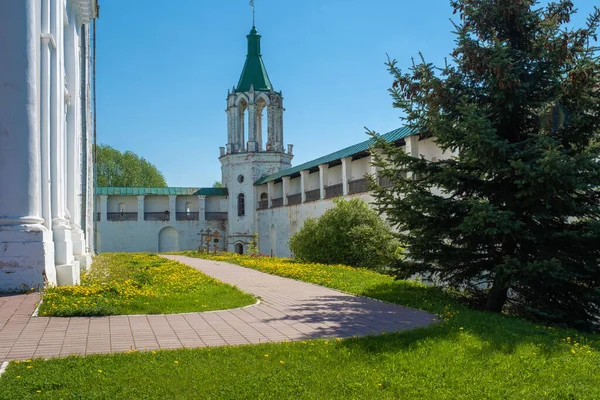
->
95;25;453;258
0;0;98;291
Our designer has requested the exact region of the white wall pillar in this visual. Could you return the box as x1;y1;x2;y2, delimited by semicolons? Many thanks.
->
247;104;257;151
405;136;419;179
341;157;351;196
267;182;274;208
137;196;145;221
282;177;290;206
169;195;177;223
100;195;108;221
300;170;308;203
0;0;55;291
318;164;326;200
65;20;85;259
198;195;206;221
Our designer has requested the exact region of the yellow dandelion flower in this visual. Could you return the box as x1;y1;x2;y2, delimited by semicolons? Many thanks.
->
378;383;382;387
174;360;179;364
16;376;20;379
280;360;284;364
26;366;33;369
36;390;41;393
264;354;268;358
571;349;576;354
98;370;102;373
151;351;156;355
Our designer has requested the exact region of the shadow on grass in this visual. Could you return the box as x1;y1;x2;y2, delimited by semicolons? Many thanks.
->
268;281;597;358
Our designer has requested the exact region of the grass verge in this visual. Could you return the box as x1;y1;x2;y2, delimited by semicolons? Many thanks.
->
37;253;255;316
1;253;597;399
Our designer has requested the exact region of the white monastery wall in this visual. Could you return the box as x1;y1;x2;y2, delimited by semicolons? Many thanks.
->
257;193;374;257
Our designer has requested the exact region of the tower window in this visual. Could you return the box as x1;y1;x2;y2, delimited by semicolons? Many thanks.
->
237;193;246;216
238;174;245;183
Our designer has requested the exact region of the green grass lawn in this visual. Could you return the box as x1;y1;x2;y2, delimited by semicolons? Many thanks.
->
1;252;598;399
37;253;255;316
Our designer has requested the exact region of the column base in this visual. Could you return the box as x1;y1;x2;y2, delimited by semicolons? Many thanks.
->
0;224;56;292
56;261;81;286
52;219;74;266
75;253;92;270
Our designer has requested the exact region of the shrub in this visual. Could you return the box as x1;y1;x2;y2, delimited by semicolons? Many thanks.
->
289;198;401;270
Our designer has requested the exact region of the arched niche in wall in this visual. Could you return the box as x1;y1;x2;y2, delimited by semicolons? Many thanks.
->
234;242;244;255
158;226;179;252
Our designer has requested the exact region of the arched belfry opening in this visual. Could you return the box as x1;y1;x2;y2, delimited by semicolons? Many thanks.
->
224;26;286;155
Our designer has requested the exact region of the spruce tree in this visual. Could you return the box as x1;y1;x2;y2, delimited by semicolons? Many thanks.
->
371;0;600;331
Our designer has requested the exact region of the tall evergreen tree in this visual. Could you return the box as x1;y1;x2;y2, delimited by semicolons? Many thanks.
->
371;0;600;331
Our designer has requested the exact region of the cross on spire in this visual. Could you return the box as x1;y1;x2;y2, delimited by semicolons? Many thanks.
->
250;0;255;26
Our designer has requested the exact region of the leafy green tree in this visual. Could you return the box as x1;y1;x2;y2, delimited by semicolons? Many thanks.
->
212;181;223;188
371;0;600;330
289;198;402;270
96;144;167;187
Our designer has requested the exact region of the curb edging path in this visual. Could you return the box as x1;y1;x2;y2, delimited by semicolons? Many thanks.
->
0;256;436;362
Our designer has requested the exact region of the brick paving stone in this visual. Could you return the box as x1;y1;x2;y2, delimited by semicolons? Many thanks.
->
0;256;436;362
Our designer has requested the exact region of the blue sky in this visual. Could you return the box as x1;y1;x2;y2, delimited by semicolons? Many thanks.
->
96;0;596;187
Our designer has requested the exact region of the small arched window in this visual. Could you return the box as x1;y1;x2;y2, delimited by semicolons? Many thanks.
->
118;202;126;214
185;202;192;215
237;193;245;216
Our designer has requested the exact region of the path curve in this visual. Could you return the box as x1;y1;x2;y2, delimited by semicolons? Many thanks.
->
0;256;436;362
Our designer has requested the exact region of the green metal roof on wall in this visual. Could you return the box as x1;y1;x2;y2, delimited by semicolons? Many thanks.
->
95;187;228;196
236;26;273;92
254;127;415;185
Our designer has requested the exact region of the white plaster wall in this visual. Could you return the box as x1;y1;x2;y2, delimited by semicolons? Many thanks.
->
206;196;227;212
419;137;453;161
305;171;319;191
326;165;343;186
350;158;370;180
144;196;169;213
257;193;375;257
107;196;137;213
176;196;199;212
273;182;283;198
288;176;301;194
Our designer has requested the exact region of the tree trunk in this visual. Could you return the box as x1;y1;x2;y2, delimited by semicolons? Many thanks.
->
486;283;509;313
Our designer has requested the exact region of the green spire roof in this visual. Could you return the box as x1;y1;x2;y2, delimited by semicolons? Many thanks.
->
236;26;273;92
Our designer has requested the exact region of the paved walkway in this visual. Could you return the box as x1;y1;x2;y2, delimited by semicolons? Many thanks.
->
0;256;436;362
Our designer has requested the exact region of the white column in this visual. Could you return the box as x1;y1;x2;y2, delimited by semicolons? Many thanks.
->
198;195;206;221
369;154;378;176
282;177;290;206
49;0;74;272
137;196;145;221
257;105;264;150
169;195;177;223
100;196;108;221
341;157;351;196
65;21;85;258
247;104;257;151
0;0;54;291
405;135;419;179
318;164;326;200
40;0;53;231
267;182;274;208
300;170;308;203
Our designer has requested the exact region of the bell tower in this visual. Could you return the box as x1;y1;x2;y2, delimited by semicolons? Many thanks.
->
220;26;293;253
225;27;285;154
